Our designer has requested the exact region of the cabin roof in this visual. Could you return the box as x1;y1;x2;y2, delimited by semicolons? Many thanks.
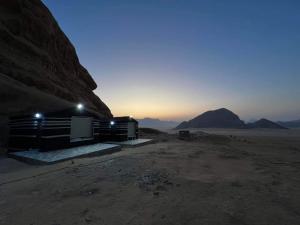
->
113;116;138;123
10;107;109;120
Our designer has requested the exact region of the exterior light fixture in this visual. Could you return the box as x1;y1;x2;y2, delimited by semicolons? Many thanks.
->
77;103;84;110
34;113;42;119
110;121;115;126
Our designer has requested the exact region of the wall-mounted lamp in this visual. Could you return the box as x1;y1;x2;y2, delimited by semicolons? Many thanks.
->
34;113;42;119
77;103;84;110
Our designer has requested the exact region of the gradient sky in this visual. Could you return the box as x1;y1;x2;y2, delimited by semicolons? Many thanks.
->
43;0;300;122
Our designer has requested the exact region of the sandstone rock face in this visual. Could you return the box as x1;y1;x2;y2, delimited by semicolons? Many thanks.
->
0;0;112;118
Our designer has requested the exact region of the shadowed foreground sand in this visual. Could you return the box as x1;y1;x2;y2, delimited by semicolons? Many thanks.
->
0;129;300;225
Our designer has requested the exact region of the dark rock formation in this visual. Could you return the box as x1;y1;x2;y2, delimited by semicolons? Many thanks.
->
247;119;287;129
277;119;300;128
176;108;246;129
176;121;189;129
0;0;112;118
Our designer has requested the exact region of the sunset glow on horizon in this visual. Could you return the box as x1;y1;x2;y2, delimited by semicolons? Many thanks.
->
44;0;300;122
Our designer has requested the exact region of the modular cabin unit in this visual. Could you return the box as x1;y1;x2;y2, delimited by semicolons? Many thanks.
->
8;106;108;152
110;116;138;141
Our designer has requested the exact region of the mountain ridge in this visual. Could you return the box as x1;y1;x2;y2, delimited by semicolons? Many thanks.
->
176;108;287;130
247;118;287;129
278;119;300;128
138;118;179;129
176;108;246;129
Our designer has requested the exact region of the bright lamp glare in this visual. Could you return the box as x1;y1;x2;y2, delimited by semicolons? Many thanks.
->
34;113;42;119
110;121;115;125
77;103;84;110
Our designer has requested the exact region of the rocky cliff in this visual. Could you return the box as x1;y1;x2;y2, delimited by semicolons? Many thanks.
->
0;0;112;119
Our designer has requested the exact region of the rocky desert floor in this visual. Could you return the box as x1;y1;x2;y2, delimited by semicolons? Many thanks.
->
0;129;300;225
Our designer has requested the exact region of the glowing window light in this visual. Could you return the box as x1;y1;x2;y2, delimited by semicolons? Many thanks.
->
110;121;115;126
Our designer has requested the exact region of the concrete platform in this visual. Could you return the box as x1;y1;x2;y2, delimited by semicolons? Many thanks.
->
8;143;121;165
106;138;153;147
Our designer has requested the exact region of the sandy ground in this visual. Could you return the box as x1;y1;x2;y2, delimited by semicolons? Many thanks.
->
0;129;300;225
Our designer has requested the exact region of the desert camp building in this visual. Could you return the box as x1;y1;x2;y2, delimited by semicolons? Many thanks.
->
109;116;138;141
8;105;138;152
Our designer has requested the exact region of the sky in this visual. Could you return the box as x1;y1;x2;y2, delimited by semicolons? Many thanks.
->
43;0;300;122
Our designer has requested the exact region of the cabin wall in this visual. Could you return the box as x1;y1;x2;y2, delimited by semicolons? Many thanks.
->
0;117;9;152
8;115;140;151
111;121;138;141
8;116;102;152
40;117;71;151
112;121;128;141
8;117;40;151
98;120;111;141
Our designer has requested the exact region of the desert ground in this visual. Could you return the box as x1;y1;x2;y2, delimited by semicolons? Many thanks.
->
0;128;300;225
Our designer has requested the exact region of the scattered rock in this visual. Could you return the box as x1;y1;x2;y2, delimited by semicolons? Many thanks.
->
153;191;160;196
163;180;173;185
271;180;281;185
231;181;243;187
81;208;89;216
80;188;99;197
137;170;172;194
85;217;92;223
155;185;167;191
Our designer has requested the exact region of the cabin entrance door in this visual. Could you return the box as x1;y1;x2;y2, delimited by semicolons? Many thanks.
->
70;116;93;142
127;122;136;139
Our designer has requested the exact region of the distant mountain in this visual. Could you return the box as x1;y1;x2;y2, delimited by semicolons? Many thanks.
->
176;108;246;129
247;119;287;129
277;119;300;128
176;108;288;130
138;118;179;129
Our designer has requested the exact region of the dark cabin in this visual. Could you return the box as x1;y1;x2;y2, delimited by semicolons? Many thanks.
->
8;105;110;152
110;116;138;141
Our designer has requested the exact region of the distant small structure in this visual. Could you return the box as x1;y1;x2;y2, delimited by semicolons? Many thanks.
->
110;116;138;141
178;130;190;140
